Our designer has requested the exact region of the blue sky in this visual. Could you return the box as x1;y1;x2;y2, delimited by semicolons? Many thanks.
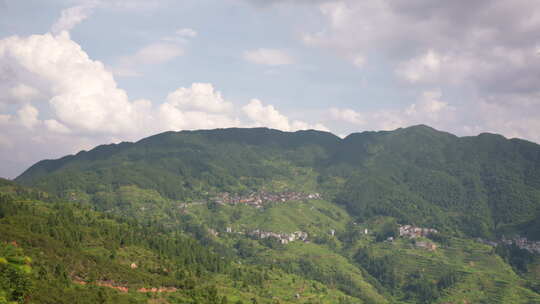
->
1;0;540;178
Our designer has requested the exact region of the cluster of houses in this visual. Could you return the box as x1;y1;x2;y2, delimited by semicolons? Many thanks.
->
208;226;309;245
399;225;438;238
395;225;439;251
247;229;309;244
476;236;540;254
501;236;540;254
213;191;322;208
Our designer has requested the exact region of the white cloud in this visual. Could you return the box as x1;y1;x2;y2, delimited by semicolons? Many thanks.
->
330;107;365;125
395;50;446;83
17;104;39;129
301;0;540;142
51;3;96;33
329;89;455;132
0;32;149;134
166;83;233;113
159;83;239;131
242;99;328;131
9;83;41;102
44;119;71;134
160;86;329;132
242;99;290;130
243;48;294;66
0;21;334;178
405;90;455;122
159;103;240;131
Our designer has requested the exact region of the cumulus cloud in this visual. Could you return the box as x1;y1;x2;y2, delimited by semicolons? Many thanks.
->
243;99;328;131
159;103;240;131
0;32;147;134
330;108;364;125
44;119;71;134
242;99;290;130
51;3;96;33
166;83;233;113
159;85;328;132
0;27;330;178
159;83;240;131
405;90;455;122
17;104;39;129
395;50;447;83
244;48;294;66
8;83;41;102
329;89;455;132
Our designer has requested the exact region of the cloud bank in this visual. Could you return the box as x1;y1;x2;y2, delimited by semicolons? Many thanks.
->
300;0;540;141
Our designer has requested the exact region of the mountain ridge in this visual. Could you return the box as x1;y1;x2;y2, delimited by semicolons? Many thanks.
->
18;124;539;182
14;124;540;240
2;124;540;303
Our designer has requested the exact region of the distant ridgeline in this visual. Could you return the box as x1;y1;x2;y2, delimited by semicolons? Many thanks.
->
16;125;540;240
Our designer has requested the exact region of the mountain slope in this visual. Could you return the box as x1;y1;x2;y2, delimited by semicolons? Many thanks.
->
1;179;372;304
1;178;538;304
16;125;540;240
4;122;540;303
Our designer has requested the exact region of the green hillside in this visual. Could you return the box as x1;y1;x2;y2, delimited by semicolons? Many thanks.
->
5;125;540;303
0;179;368;304
16;125;540;240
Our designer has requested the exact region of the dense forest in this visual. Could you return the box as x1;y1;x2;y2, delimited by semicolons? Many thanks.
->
17;125;540;240
2;125;539;303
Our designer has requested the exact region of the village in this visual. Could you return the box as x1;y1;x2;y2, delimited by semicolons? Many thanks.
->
247;229;309;244
208;226;309;245
499;236;540;254
213;191;322;208
476;236;540;254
396;225;439;251
399;225;438;238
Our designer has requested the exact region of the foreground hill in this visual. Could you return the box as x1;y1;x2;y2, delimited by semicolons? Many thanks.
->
16;125;540;240
1;180;538;303
2;179;371;303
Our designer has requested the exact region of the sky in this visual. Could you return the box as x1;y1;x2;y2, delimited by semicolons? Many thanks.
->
1;0;540;178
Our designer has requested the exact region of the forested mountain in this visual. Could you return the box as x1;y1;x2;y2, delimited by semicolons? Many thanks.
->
3;125;539;303
16;125;540;240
